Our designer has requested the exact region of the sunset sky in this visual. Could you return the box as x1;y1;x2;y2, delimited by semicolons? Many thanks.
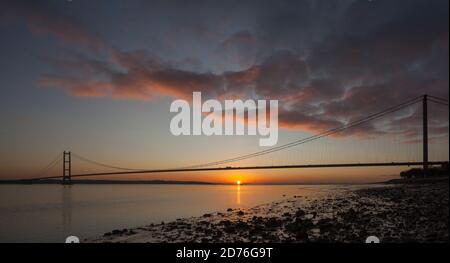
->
0;0;448;183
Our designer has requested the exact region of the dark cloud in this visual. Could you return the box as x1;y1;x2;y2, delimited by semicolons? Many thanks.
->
0;0;105;51
218;30;262;69
6;0;447;139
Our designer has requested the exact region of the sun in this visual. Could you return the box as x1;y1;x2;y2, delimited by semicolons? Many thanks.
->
236;180;241;185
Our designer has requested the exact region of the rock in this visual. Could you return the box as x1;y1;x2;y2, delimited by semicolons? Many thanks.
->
248;224;265;236
126;230;137;235
296;209;306;218
265;217;282;228
223;225;236;234
235;221;248;230
219;220;232;226
295;229;309;240
198;221;210;226
111;229;124;235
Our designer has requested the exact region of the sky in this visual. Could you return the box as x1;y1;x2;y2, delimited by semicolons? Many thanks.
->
0;0;448;183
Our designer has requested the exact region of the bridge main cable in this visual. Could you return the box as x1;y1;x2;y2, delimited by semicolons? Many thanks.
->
181;95;424;169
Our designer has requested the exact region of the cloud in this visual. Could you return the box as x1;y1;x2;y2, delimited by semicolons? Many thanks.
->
219;30;262;69
39;75;112;98
7;0;445;140
1;0;105;51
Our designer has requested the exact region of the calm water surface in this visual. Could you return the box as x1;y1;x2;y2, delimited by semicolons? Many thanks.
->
0;184;363;242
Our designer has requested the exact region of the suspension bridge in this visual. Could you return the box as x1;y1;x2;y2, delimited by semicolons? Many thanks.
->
27;94;449;184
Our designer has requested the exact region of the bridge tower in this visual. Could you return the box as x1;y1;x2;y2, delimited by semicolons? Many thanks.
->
63;151;72;184
423;95;428;177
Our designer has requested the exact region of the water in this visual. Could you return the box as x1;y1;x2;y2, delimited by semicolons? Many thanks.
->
0;184;355;243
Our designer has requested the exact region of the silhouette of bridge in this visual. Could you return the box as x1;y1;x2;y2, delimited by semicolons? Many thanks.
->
29;95;449;184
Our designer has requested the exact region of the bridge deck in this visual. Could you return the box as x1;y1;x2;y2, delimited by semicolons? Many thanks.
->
30;161;448;180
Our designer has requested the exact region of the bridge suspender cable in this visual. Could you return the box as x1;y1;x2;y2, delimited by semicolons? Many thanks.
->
71;153;146;171
181;95;425;168
187;94;449;169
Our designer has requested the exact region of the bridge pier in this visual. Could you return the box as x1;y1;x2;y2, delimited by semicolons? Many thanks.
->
423;95;428;177
63;151;71;185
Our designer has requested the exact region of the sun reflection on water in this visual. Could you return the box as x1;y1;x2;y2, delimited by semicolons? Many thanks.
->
236;185;241;205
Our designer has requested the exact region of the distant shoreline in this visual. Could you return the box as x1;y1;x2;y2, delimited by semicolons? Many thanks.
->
0;176;447;185
0;179;219;185
0;179;387;185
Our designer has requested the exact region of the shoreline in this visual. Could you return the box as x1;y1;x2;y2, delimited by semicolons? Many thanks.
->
87;178;449;243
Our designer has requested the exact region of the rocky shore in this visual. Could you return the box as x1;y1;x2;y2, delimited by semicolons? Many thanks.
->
88;180;449;243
